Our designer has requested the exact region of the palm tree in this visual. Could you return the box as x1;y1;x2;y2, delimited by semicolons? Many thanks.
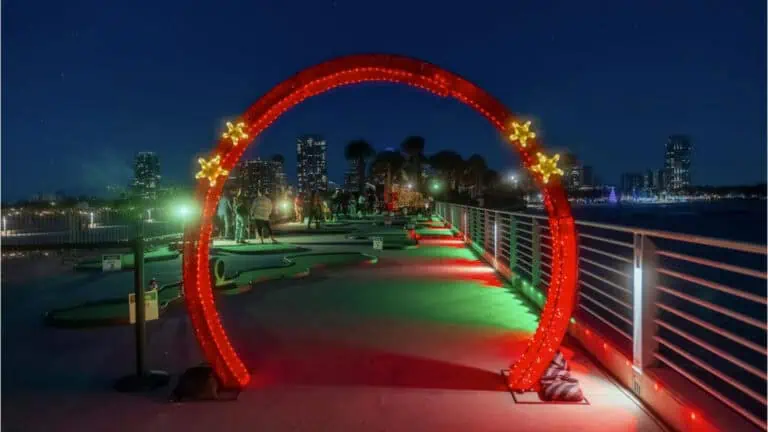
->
400;136;425;191
344;139;375;194
370;150;406;199
429;150;465;191
466;154;487;198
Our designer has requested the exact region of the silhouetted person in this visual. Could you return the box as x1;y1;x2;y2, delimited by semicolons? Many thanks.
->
233;189;249;244
307;191;321;229
250;191;277;244
217;190;233;239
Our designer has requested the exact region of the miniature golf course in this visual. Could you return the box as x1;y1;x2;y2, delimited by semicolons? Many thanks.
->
45;251;377;328
73;248;180;271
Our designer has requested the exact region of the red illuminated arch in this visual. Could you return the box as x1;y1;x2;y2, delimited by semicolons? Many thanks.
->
182;54;578;391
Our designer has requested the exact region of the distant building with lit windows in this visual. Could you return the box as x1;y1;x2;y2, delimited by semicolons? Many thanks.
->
296;135;328;195
664;135;692;193
234;158;281;198
343;159;361;192
132;152;161;199
620;172;644;195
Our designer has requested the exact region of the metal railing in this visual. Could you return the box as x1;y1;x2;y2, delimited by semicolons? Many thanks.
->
436;201;767;430
1;209;183;250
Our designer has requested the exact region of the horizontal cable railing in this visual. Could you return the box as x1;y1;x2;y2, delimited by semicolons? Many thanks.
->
1;209;183;249
435;201;767;430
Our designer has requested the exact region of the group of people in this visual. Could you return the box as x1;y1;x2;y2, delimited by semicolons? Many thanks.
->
293;190;330;229
216;189;277;244
215;187;434;242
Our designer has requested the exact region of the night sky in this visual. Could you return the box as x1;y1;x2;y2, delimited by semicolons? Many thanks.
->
2;0;766;200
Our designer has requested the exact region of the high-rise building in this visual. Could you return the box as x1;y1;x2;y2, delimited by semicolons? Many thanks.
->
620;172;644;194
664;135;693;192
559;153;594;191
296;135;328;195
582;166;594;188
343;159;361;192
132;152;161;199
271;157;287;193
654;168;667;192
235;158;280;198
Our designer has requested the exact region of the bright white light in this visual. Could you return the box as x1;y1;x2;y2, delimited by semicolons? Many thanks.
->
2;216;6;232
177;205;191;219
407;183;413;190
633;266;643;373
89;212;94;227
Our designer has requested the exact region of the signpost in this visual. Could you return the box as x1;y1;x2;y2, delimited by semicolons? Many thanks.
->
129;289;159;324
114;219;169;392
372;236;384;251
102;254;122;272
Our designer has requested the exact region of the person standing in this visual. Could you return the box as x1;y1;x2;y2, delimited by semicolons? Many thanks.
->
294;195;304;223
250;191;277;244
233;189;249;244
307;190;321;229
217;191;233;239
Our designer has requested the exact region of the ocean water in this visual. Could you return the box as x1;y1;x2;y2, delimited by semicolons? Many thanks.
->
527;200;766;244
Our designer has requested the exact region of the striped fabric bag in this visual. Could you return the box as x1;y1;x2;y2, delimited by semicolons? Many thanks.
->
540;351;584;402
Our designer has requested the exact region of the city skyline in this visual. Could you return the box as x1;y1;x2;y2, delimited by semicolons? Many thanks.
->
7;130;761;202
3;1;766;201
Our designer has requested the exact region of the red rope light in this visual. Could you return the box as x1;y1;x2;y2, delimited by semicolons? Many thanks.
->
182;54;578;391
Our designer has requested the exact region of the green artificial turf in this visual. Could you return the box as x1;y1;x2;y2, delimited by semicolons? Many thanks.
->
48;284;182;324
214;242;308;255
48;252;377;327
74;249;180;271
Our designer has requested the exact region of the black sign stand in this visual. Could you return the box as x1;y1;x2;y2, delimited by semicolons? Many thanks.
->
115;219;170;392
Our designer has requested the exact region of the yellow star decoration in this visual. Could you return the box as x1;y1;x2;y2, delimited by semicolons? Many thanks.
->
222;121;249;146
531;152;564;184
508;120;537;148
195;155;229;187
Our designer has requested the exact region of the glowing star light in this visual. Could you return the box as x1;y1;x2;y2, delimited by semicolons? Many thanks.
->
531;152;564;184
509;120;537;148
222;121;249;146
196;155;229;187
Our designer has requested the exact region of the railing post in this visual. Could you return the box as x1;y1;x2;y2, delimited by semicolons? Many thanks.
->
532;219;542;289
484;209;489;253
493;211;498;265
632;233;660;373
509;215;518;270
463;207;468;243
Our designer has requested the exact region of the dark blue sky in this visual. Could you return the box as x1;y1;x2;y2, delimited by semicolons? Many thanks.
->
3;0;766;200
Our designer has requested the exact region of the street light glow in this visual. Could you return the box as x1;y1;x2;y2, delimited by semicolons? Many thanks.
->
176;205;191;219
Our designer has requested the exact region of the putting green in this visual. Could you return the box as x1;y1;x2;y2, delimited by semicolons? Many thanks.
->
214;242;309;255
74;249;180;271
46;252;377;328
45;283;183;327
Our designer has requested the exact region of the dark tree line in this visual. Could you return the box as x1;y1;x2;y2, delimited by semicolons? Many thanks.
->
343;136;501;198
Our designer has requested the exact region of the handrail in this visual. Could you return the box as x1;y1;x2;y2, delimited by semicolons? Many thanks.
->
435;201;767;430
